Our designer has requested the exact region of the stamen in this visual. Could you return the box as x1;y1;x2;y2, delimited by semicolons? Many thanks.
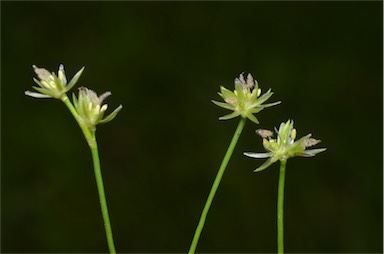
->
256;129;273;138
224;97;238;106
101;104;108;112
245;73;255;89
99;92;111;103
33;65;52;81
304;138;321;147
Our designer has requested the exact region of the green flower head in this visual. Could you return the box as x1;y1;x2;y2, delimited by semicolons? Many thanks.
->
73;87;123;131
244;119;326;172
25;64;84;99
212;73;281;124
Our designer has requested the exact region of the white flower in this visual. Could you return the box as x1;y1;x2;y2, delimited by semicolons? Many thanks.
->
25;64;84;99
212;73;281;124
244;120;326;172
73;87;123;131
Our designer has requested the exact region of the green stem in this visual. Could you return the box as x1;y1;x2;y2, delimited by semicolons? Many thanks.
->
188;117;246;254
90;135;116;254
277;159;287;254
62;96;116;254
62;96;94;146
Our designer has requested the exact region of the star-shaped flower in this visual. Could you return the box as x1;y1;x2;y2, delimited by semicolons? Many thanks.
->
244;120;326;172
212;73;281;124
72;87;123;131
25;64;84;99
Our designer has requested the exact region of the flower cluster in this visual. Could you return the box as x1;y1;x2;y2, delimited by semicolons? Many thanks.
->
25;64;84;99
73;87;123;131
212;73;280;124
244;120;326;172
26;64;122;131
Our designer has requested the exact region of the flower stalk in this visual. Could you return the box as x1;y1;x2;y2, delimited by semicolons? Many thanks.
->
62;97;117;254
26;65;121;253
90;136;116;254
244;120;326;254
277;159;287;254
189;73;280;253
189;117;246;254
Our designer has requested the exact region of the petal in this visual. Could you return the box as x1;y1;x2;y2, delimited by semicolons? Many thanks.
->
254;79;259;93
95;109;106;124
278;120;293;144
256;89;273;105
219;111;241;120
33;77;44;88
66;66;85;91
25;90;51;98
31;86;59;98
243;152;273;158
220;86;236;99
245;113;259;124
58;64;67;86
293;134;312;147
247;107;263;113
235;83;245;101
212;100;235;110
76;92;87;119
249;87;259;101
50;73;63;90
254;157;279;172
260;101;281;108
297;148;327;157
307;148;327;154
72;92;78;109
99;105;123;124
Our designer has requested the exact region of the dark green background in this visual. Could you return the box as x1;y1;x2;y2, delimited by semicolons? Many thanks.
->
1;1;382;253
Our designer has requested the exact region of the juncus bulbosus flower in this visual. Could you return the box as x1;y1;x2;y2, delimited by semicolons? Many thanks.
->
244;119;326;172
72;87;123;132
212;73;281;124
25;64;84;99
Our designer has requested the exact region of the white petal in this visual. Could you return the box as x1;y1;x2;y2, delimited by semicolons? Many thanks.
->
58;64;67;85
25;90;51;98
243;152;273;158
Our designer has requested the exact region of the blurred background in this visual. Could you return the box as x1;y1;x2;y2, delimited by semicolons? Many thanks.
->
1;1;382;253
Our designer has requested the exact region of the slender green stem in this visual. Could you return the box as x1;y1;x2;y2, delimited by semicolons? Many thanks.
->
188;117;246;254
277;159;287;254
62;95;116;253
90;134;116;254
